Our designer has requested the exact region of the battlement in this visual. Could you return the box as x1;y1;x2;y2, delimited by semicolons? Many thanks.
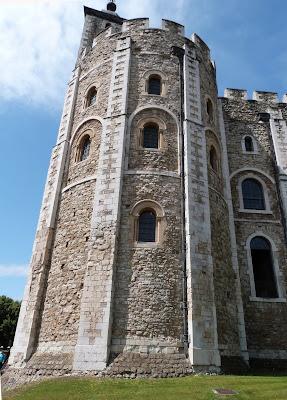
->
224;88;287;103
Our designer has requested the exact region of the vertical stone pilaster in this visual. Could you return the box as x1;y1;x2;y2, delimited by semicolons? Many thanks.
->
218;99;249;362
9;68;80;366
74;37;131;371
183;44;202;125
269;110;287;222
183;48;220;370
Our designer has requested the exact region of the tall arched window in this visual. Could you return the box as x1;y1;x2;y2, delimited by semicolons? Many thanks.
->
242;179;264;210
81;137;91;161
148;76;161;95
250;237;278;298
245;136;253;152
209;146;217;171
143;125;159;148
138;210;156;242
207;99;213;120
88;89;97;107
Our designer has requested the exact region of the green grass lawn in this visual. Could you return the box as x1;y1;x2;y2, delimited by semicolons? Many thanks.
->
3;375;287;400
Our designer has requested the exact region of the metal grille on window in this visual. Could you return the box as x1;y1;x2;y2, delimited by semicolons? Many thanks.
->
148;78;161;95
250;237;278;298
242;179;264;209
245;137;253;151
143;125;158;148
81;138;91;161
138;210;156;242
89;89;97;106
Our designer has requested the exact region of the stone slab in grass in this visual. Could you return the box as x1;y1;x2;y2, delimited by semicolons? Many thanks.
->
213;388;238;395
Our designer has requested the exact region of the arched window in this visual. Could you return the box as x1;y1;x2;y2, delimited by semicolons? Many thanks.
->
209;146;217;172
250;237;278;298
138;210;156;242
143;125;159;148
245;136;253;152
148;76;161;95
81;137;91;161
242;179;264;210
88;89;97;107
207;99;213;120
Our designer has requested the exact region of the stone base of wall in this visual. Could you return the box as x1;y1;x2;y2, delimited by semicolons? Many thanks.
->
220;356;250;375
250;358;287;372
2;352;74;391
100;352;193;378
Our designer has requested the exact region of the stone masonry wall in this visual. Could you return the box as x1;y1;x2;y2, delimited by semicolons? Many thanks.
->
112;174;183;351
34;182;96;352
221;95;287;359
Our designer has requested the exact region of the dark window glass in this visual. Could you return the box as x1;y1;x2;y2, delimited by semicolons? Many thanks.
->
209;146;217;171
143;125;158;148
245;137;253;152
138;210;156;242
89;89;97;106
81;138;91;161
242;179;264;209
250;237;278;298
148;78;161;95
210;148;215;169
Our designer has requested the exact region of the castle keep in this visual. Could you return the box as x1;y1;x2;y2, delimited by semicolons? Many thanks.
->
6;1;287;382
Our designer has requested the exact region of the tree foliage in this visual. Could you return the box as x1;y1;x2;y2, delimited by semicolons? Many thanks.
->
0;295;21;348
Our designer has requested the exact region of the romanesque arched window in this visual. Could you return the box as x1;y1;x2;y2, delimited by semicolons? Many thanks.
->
143;125;159;148
250;237;278;298
242;179;264;210
81;137;91;161
130;200;166;247
207;98;213;120
84;86;97;108
88;88;97;107
209;145;218;171
148;76;161;95
138;210;156;242
143;70;166;96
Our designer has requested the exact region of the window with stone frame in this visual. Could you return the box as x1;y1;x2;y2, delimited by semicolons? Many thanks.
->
148;76;161;95
85;86;97;108
250;236;278;298
130;200;166;247
143;124;159;148
209;145;218;172
242;179;265;210
138;210;156;242
244;136;254;152
80;137;91;161
206;98;213;120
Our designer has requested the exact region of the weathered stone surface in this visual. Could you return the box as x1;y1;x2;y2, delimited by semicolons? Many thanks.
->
6;4;287;391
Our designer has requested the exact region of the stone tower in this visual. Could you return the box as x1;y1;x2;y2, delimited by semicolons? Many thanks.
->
6;1;287;385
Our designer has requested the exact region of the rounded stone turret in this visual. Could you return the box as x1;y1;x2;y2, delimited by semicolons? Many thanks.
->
107;1;116;12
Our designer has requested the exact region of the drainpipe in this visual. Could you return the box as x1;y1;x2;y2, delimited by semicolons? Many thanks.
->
171;46;189;356
258;113;287;244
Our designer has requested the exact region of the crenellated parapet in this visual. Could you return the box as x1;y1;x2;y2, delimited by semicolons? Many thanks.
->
224;88;287;103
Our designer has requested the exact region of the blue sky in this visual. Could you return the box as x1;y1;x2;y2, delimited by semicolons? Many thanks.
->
1;0;286;300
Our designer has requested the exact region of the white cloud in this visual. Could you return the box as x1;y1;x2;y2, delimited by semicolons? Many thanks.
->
0;264;29;277
0;1;189;110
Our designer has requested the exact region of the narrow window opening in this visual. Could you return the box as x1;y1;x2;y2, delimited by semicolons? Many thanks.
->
242;179;264;209
88;89;97;107
251;237;278;298
148;77;161;95
81;137;91;161
245;136;253;152
209;146;217;171
138;210;156;242
207;99;213;119
143;125;159;149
